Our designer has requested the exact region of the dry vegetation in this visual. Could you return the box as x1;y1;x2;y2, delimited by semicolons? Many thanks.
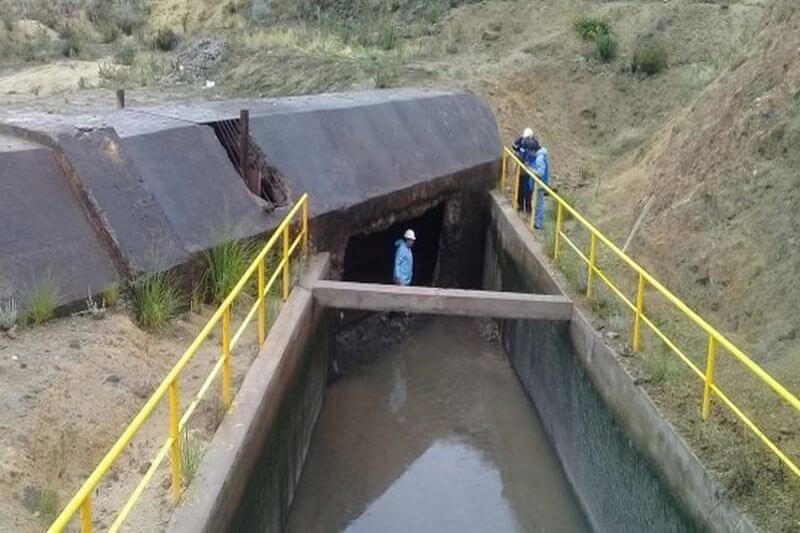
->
1;0;800;530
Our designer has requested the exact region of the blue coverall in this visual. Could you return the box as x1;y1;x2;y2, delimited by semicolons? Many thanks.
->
530;147;551;229
393;239;413;286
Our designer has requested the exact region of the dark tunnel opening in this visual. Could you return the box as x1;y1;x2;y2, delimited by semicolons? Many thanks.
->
342;204;445;287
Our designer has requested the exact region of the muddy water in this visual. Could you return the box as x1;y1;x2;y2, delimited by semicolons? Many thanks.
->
286;316;590;532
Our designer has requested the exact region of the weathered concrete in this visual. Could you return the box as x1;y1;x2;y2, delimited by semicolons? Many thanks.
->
169;254;330;533
0;136;119;304
0;89;500;307
484;191;754;532
312;280;572;320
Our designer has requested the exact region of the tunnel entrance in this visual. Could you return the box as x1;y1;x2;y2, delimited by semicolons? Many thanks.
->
342;204;444;286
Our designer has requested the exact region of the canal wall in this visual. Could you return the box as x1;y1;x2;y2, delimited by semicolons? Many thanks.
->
169;254;331;533
483;191;753;532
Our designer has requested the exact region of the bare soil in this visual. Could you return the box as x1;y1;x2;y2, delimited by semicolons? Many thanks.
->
0;304;260;532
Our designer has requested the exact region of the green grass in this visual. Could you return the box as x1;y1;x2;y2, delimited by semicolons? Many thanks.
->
632;40;668;75
594;32;617;62
180;427;203;488
573;15;610;41
28;276;60;325
102;283;120;307
203;238;257;305
130;271;184;331
642;346;684;384
113;45;136;66
37;487;59;525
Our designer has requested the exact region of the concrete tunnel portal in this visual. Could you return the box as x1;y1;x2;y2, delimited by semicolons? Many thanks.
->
342;203;444;286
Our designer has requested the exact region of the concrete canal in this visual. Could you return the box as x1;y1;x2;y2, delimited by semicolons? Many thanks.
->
285;316;589;533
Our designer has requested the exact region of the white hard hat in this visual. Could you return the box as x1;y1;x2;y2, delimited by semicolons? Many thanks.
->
404;229;416;240
523;127;534;138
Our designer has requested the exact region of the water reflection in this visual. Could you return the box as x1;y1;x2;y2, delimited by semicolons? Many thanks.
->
286;316;589;532
346;438;519;533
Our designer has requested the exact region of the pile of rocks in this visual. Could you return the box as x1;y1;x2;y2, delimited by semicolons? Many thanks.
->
166;37;226;83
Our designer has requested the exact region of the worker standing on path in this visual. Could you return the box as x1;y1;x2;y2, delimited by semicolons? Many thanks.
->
393;229;415;286
512;128;536;212
529;136;551;230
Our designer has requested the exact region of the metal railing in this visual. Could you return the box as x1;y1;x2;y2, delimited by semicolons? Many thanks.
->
501;146;800;478
49;194;310;532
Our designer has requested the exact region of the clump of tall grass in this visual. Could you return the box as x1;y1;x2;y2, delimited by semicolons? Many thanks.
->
203;238;257;304
102;283;120;307
153;27;179;51
594;32;617;62
642;346;684;384
180;427;203;487
28;276;60;325
632;40;668;75
573;15;610;41
0;299;18;330
130;271;184;331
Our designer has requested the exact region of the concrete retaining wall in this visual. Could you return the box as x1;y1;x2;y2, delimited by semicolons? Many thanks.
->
484;191;753;532
169;254;331;532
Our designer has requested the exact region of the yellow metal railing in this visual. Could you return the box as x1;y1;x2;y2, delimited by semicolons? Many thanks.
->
501;147;800;478
50;194;310;532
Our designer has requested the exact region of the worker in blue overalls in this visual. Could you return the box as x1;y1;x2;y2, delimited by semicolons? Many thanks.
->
393;229;415;286
528;136;551;230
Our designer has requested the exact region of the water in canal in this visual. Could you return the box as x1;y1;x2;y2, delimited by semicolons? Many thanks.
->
286;316;590;532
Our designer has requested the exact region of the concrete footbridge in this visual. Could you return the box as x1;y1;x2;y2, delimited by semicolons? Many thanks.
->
1;89;775;532
311;281;573;321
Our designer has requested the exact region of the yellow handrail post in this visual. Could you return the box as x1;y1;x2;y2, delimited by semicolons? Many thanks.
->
586;232;597;298
222;305;232;408
513;162;521;211
500;150;507;191
529;182;538;230
168;380;181;503
553;202;564;260
80;497;92;533
633;274;647;351
257;259;266;346
282;225;290;301
302;198;309;259
702;335;718;420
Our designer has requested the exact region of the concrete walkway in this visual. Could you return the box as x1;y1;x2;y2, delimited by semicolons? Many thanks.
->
311;281;572;321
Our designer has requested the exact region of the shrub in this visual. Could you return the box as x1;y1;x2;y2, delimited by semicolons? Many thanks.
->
102;283;120;307
154;28;179;52
377;24;398;51
573;15;610;41
203;238;256;304
180;427;203;487
130;271;184;331
0;299;18;330
594;32;617;62
114;45;136;66
632;40;667;75
60;25;81;58
99;22;121;44
250;1;271;25
116;5;145;36
28;277;59;325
